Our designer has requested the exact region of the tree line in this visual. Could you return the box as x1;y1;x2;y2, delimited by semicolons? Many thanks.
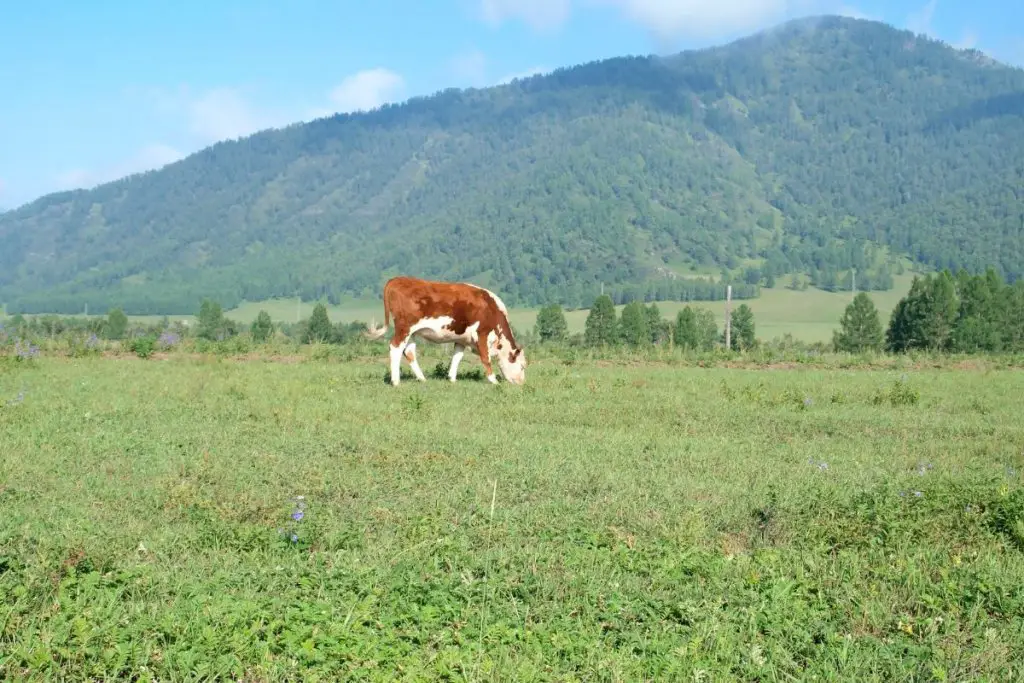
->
5;267;1024;357
832;268;1024;353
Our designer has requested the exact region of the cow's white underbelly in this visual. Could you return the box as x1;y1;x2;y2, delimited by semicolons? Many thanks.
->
410;316;480;346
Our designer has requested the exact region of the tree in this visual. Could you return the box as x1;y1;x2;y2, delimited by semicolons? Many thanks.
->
619;301;650;346
728;304;756;350
645;303;669;344
886;272;959;352
694;309;719;350
251;310;275;343
584;294;617;346
197;299;225;341
304;302;332;344
948;268;1004;353
675;306;718;350
832;292;883;352
104;307;128;340
674;307;699;350
534;303;568;342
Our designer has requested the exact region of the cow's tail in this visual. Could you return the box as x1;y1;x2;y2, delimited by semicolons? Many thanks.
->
363;282;392;340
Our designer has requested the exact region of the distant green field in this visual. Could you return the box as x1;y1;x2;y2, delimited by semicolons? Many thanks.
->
220;275;915;344
2;354;1022;679
1;275;915;344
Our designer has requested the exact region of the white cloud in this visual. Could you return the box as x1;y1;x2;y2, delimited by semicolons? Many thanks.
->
475;0;867;42
54;143;184;192
451;49;489;87
478;0;572;31
326;68;405;114
589;0;802;41
906;0;937;36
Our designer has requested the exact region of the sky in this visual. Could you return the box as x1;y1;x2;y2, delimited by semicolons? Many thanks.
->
1;0;1021;210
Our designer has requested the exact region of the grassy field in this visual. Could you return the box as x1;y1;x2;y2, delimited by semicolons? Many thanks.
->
220;275;916;344
2;349;1023;680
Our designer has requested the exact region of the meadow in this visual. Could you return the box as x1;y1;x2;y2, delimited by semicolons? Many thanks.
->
2;344;1023;680
70;274;914;345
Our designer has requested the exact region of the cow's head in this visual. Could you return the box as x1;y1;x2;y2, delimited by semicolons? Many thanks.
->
496;341;527;385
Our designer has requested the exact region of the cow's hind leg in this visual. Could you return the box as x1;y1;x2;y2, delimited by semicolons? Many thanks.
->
388;324;412;386
404;342;427;382
448;344;465;382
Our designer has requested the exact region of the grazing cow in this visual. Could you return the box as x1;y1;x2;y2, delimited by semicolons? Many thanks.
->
364;276;527;386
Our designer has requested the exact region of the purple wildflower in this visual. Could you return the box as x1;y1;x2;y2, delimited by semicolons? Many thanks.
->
158;331;180;349
291;510;304;521
14;339;39;360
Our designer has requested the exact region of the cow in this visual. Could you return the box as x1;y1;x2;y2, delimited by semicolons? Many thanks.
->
364;276;527;386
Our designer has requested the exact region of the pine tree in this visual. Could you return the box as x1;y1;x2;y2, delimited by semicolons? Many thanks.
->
251;310;275;343
534;303;568;342
645;303;668;343
674;307;699;350
104;307;128;340
832;292;883;352
304;302;332;344
619;301;650;346
584;294;617;346
886;272;959;352
197;299;225;341
728;304;756;350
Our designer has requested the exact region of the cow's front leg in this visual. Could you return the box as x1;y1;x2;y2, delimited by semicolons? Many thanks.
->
475;337;498;384
448;344;465;382
404;342;427;382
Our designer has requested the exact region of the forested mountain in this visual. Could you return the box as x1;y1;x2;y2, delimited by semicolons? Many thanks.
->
2;15;1023;315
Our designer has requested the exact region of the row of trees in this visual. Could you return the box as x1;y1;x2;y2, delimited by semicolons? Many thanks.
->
6;267;1024;357
832;268;1024;353
535;295;757;351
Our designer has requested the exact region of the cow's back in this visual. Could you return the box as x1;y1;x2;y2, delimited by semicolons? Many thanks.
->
384;276;498;331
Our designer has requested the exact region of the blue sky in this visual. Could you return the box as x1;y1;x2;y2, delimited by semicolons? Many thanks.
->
1;0;1021;210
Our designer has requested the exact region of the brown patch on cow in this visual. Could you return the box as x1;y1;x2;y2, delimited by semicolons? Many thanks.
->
375;276;522;371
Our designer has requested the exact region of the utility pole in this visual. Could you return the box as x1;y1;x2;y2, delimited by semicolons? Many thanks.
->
852;267;857;296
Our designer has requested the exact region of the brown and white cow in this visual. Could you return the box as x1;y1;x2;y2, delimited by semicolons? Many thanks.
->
364;276;527;386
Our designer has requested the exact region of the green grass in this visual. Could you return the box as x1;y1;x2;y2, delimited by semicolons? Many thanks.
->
2;350;1023;680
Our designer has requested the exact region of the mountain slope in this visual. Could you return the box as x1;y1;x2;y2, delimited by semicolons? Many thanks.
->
2;15;1023;314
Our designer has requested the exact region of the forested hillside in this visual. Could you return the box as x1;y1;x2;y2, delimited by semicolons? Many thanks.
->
2;15;1023;315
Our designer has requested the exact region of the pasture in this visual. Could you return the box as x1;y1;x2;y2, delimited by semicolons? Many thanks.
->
2;348;1023;680
108;274;913;344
